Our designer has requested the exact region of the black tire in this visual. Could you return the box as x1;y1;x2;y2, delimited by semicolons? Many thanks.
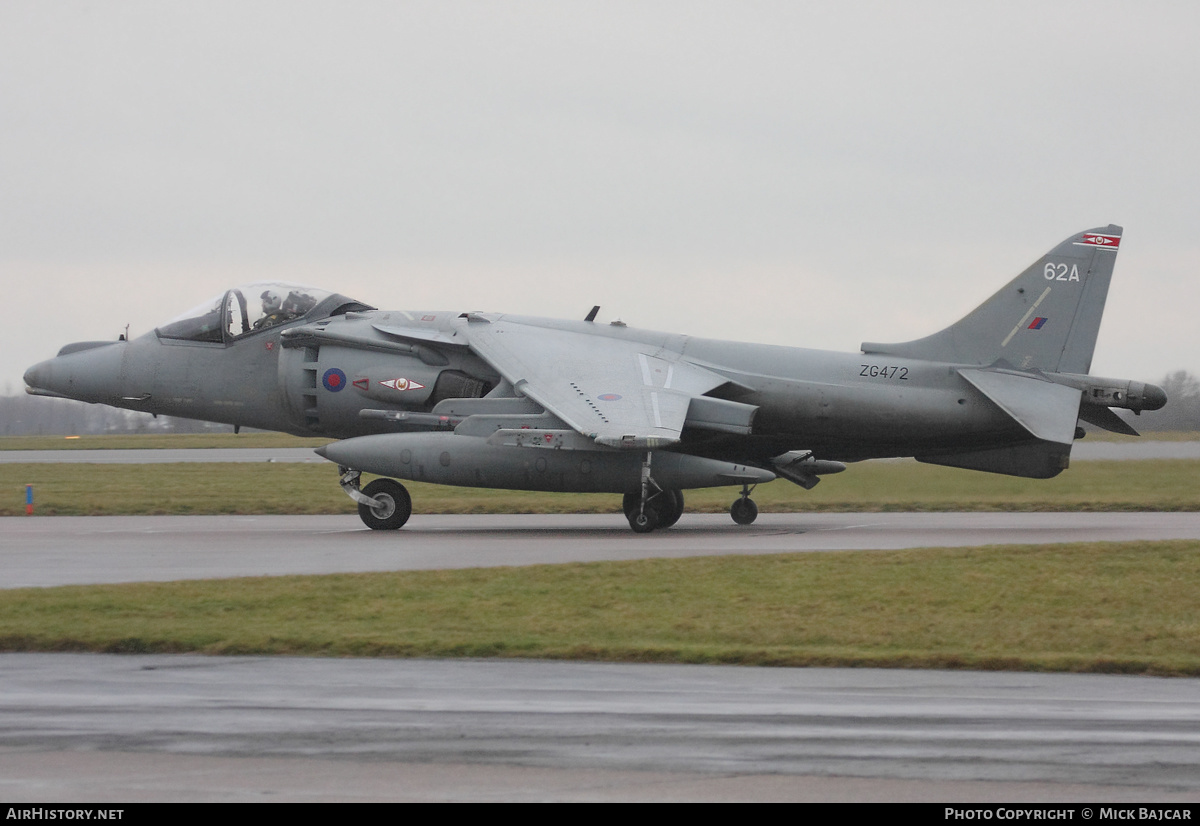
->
628;505;659;534
623;490;682;530
730;497;758;526
358;478;412;530
657;490;685;528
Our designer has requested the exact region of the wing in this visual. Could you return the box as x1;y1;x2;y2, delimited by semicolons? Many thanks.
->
458;316;735;449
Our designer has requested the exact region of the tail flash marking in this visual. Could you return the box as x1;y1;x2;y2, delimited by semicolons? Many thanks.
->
1001;286;1051;347
1028;317;1048;330
1075;233;1120;250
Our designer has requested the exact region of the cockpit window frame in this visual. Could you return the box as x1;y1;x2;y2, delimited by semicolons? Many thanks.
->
155;283;370;346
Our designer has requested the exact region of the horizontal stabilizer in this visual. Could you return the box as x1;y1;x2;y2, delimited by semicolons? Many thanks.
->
1078;404;1140;436
958;368;1082;445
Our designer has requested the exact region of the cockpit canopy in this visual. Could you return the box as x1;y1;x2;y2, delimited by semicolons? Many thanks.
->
156;282;372;344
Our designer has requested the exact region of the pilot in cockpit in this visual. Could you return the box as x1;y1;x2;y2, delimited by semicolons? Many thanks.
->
254;289;287;330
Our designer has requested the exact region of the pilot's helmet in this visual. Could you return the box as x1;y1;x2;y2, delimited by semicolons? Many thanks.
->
260;290;282;313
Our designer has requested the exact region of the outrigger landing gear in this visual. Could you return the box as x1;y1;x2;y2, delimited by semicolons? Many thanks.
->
730;483;758;525
339;467;412;530
620;453;684;533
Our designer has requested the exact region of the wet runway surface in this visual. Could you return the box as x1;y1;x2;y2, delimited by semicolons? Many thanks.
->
2;654;1199;802
5;511;1200;589
6;510;1200;800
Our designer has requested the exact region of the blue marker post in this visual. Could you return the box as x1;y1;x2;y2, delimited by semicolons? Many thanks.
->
25;484;33;516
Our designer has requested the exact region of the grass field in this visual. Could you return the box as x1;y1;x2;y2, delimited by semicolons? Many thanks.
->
2;540;1197;675
5;435;1196;675
3;458;1198;516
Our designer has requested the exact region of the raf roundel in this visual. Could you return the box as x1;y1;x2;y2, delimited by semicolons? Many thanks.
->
322;368;347;392
598;393;622;401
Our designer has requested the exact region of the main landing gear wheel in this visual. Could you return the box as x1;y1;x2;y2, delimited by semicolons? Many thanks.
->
657;490;685;528
730;495;758;525
629;506;659;534
623;489;683;532
358;478;412;530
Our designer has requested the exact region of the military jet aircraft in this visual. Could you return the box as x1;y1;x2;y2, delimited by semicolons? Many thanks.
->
25;225;1166;532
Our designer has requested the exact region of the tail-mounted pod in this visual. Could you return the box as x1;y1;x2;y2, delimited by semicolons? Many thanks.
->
1051;373;1167;413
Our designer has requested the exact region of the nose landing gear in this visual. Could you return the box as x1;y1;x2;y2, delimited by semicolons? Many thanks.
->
358;478;412;530
339;468;412;530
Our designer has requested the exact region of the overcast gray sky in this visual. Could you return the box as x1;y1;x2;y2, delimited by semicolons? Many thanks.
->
3;1;1196;395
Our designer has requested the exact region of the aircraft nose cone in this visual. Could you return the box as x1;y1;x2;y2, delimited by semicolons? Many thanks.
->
23;362;47;390
23;342;125;403
1141;383;1167;411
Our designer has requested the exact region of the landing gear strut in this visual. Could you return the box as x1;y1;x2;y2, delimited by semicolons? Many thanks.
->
620;453;684;533
730;483;758;525
339;468;412;530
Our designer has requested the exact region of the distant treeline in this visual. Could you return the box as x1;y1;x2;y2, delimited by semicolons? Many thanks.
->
0;394;233;436
2;370;1199;436
1148;371;1200;432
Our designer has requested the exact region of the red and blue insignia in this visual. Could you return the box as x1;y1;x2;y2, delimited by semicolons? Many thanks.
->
1075;233;1120;250
380;378;425;392
1028;317;1048;330
322;368;347;392
597;393;622;401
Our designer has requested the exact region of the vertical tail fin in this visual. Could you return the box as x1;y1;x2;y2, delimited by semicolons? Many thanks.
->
862;225;1122;373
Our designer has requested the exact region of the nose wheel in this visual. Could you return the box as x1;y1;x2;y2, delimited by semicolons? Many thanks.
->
358;478;412;530
338;468;412;530
730;484;758;525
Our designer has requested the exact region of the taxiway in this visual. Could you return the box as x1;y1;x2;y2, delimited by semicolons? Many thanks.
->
2;654;1199;802
5;511;1200;588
